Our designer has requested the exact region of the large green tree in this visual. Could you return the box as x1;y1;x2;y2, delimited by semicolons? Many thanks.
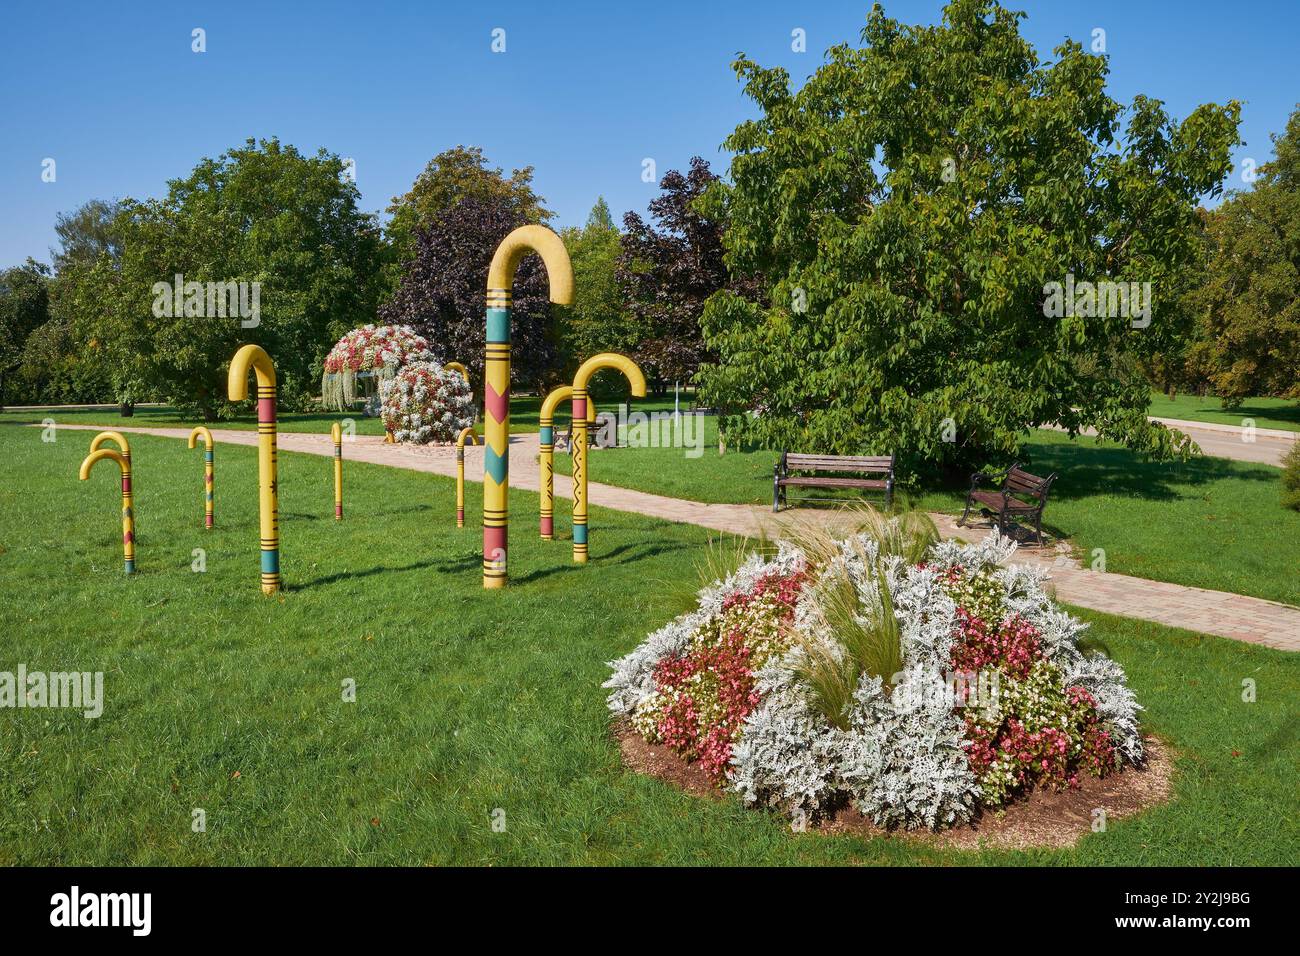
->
558;198;635;375
1186;106;1300;406
76;138;383;417
0;259;52;403
698;0;1240;472
385;146;550;292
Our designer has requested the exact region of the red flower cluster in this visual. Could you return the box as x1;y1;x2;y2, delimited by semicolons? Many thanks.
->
950;603;1118;802
950;610;1041;679
650;567;807;783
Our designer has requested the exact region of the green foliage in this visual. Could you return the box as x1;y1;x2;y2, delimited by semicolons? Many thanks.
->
698;0;1241;472
1282;443;1300;511
69;138;383;417
1186;106;1300;406
558;198;637;377
0;259;52;401
384;145;551;293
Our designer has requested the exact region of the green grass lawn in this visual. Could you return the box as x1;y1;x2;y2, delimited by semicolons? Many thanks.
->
0;395;685;437
0;424;1295;865
1146;392;1300;432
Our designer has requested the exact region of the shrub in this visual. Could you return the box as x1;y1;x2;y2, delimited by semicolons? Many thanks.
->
1283;443;1300;511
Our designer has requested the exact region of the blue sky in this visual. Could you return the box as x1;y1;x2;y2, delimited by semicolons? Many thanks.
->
1;0;1296;269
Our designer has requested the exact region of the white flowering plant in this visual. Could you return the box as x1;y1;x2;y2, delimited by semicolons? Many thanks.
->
379;361;475;444
605;526;1145;830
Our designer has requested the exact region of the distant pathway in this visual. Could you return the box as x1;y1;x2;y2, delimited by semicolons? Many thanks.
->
40;422;1300;652
1046;416;1297;467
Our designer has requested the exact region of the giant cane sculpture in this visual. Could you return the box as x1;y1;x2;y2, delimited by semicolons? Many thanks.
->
187;426;215;528
88;431;133;530
227;344;281;594
538;385;597;540
570;353;646;563
79;444;135;574
482;225;574;588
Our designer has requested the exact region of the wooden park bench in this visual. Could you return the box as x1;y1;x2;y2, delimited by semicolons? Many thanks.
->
773;452;895;512
959;462;1057;545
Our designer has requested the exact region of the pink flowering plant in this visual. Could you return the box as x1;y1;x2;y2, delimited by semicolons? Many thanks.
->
320;324;436;411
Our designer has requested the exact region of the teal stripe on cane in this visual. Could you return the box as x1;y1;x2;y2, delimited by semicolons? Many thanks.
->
484;445;508;484
486;307;510;344
573;523;588;544
261;549;280;574
539;425;553;445
124;559;135;574
205;450;213;463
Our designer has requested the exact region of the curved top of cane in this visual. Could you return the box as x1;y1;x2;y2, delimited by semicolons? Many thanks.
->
456;426;479;449
80;447;128;480
330;422;342;444
573;352;647;398
89;430;131;456
188;426;214;450
227;344;276;401
487;225;574;305
444;361;468;382
540;385;573;423
540;385;597;425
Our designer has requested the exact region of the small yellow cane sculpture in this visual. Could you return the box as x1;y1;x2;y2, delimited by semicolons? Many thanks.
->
444;361;468;383
455;426;479;528
79;447;135;574
482;225;574;588
187;426;215;528
571;354;646;563
88;430;133;530
330;422;344;521
228;344;281;594
538;385;597;540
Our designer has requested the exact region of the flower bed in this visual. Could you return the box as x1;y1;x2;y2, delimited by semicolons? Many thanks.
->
606;531;1144;830
379;361;474;444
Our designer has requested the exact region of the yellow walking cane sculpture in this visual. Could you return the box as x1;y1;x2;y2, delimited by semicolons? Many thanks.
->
187;426;215;528
538;385;597;540
88;430;134;531
570;354;646;563
330;422;344;520
482;225;573;588
455;426;478;528
79;446;135;574
444;361;468;382
227;344;281;594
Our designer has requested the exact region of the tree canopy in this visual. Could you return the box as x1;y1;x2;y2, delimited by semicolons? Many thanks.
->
380;195;558;390
1186;105;1300;406
698;0;1240;472
385;146;551;291
558;198;635;376
618;157;750;386
70;138;383;416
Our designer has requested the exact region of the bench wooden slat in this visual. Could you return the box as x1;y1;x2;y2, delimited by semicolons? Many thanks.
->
781;476;888;489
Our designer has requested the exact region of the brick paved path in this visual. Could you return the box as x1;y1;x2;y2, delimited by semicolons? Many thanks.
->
43;423;1300;652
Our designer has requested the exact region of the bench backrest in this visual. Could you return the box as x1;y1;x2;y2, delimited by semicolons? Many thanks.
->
786;453;894;474
1004;465;1054;500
